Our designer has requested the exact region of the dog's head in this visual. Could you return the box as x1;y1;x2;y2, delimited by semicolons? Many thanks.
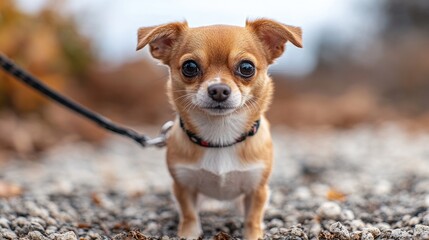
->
136;19;302;118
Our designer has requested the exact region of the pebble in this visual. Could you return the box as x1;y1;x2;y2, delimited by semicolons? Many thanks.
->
408;216;420;226
391;229;410;238
30;217;47;228
45;226;58;235
0;218;10;229
309;223;321;237
329;222;350;239
14;216;31;227
423;214;429;225
414;225;429;239
30;222;45;233
269;227;280;234
415;181;429;193
350;230;362;240
270;190;285;205
294;186;312;200
363;226;381;237
53;231;77;240
0;229;18;239
376;222;391;231
28;230;48;240
340;209;355;220
45;217;57;226
146;211;158;221
350;219;365;231
268;218;284;228
373;180;392;195
26;201;50;220
361;231;374;240
145;221;159;232
402;214;411;222
289;226;308;239
311;183;330;197
88;231;102;239
317;202;341;219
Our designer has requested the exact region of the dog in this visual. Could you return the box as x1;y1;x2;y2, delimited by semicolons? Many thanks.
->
136;19;302;240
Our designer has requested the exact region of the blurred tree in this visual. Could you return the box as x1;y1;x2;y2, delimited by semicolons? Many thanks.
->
309;0;429;116
379;0;429;114
382;0;429;36
0;0;95;113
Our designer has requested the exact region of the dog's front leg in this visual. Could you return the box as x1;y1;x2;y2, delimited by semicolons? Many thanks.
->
244;185;270;240
173;182;202;239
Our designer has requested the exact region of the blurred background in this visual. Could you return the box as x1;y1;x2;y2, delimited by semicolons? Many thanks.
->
0;0;429;159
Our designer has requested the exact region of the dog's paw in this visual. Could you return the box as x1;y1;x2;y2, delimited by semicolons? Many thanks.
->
244;226;264;240
178;220;202;239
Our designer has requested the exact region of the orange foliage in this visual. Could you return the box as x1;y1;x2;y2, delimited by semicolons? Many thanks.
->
0;0;95;112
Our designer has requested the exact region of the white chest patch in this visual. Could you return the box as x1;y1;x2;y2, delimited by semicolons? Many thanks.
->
174;147;265;200
191;111;249;146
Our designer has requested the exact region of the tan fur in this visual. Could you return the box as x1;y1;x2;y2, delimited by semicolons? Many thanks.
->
137;19;302;240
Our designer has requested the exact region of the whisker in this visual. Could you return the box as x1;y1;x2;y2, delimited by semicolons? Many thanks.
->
174;93;194;102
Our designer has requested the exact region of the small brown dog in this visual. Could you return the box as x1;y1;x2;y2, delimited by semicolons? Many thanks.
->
136;19;302;240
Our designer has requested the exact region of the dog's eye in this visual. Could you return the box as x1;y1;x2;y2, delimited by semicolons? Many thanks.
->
182;60;200;78
236;60;255;78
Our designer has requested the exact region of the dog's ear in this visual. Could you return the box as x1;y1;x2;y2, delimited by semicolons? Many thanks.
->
136;21;188;63
246;19;302;63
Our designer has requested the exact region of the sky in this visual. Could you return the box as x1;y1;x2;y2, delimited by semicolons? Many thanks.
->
16;0;381;76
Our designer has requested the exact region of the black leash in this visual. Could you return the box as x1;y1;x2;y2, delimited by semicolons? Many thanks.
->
0;54;173;147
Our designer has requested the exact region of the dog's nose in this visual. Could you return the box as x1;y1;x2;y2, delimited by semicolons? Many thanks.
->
208;83;231;102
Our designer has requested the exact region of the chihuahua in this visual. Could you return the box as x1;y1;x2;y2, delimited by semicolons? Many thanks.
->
136;19;302;239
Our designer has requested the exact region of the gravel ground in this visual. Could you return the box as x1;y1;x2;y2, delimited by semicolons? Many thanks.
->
1;124;429;239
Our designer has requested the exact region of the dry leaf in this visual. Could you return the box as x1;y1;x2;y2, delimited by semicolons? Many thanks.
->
326;188;346;202
124;230;148;240
113;221;131;231
77;223;91;229
213;232;234;240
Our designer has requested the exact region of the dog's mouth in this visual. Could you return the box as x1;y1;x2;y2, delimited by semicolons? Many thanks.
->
205;105;234;110
201;104;237;115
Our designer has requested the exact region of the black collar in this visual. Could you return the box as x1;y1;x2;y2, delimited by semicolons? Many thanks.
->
179;118;261;148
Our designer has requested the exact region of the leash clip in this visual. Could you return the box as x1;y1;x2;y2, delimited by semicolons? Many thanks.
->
144;120;174;147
